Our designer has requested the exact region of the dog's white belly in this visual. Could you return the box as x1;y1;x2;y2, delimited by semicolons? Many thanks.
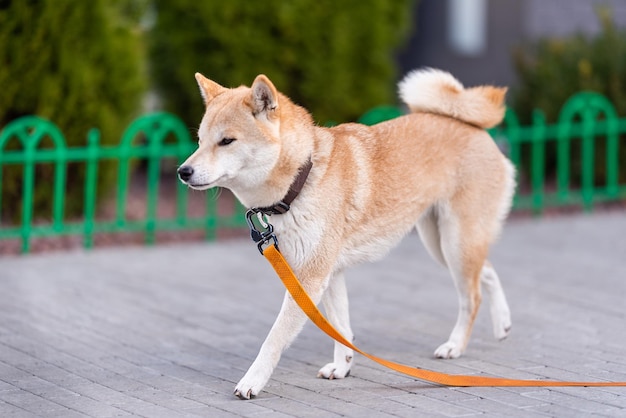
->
336;232;406;270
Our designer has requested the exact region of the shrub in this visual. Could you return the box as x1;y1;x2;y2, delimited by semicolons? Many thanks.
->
513;9;626;121
0;0;146;221
512;8;626;185
149;0;415;127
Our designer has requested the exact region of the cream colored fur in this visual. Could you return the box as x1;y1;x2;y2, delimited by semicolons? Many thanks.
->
179;68;515;399
398;68;508;129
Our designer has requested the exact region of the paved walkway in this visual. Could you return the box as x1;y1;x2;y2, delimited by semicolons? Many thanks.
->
1;212;625;417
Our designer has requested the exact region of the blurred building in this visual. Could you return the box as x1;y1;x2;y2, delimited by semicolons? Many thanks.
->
398;0;626;87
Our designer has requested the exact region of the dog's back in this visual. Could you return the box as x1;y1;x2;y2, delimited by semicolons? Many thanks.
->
320;70;515;265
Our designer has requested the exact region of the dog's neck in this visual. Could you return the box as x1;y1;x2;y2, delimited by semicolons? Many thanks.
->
253;158;313;215
230;149;313;212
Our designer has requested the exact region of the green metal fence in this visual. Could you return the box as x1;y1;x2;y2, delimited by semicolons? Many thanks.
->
0;113;245;253
1;91;625;254
489;91;626;213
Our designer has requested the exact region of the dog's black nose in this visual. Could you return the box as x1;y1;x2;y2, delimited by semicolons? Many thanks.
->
178;165;194;182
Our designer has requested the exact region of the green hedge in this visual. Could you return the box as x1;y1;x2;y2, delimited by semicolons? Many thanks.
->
0;0;146;221
512;8;626;184
149;0;415;127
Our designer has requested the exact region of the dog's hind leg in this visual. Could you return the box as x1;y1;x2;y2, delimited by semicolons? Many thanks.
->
481;261;511;340
416;207;447;267
434;205;487;359
318;271;354;380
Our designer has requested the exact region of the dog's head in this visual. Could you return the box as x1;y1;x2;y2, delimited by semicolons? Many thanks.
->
178;74;283;193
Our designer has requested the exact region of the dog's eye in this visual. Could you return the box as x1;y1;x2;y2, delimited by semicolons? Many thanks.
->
218;137;237;146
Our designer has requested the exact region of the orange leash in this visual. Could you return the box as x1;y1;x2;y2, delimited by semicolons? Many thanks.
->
263;244;626;387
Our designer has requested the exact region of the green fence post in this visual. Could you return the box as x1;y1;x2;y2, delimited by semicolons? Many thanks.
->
52;133;68;232
556;107;573;206
116;140;131;230
606;115;620;199
581;109;595;212
83;128;100;249
21;143;35;253
530;110;547;215
145;120;162;245
597;97;621;200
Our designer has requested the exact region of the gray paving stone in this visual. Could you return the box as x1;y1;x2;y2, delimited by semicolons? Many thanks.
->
388;393;481;416
1;212;626;417
522;389;625;415
458;397;547;417
0;390;71;416
454;387;552;409
209;397;274;416
183;405;245;418
0;400;41;418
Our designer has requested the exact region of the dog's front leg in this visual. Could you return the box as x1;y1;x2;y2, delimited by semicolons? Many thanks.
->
318;270;354;379
234;283;325;399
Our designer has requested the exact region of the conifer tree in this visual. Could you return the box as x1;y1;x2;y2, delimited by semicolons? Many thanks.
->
0;0;146;219
150;0;415;127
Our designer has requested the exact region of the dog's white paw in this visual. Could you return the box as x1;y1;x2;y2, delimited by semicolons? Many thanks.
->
234;366;271;400
234;380;261;400
493;316;512;341
234;386;256;400
317;358;352;380
491;306;512;341
434;341;463;359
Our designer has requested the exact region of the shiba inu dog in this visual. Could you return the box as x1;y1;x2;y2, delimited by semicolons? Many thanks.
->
178;68;515;399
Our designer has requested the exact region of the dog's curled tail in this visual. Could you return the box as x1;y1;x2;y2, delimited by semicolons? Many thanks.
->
398;68;507;129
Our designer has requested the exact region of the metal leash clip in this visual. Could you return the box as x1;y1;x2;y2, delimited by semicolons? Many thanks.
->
245;209;279;254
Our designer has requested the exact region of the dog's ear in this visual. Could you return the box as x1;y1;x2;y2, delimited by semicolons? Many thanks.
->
249;75;279;119
195;73;226;106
